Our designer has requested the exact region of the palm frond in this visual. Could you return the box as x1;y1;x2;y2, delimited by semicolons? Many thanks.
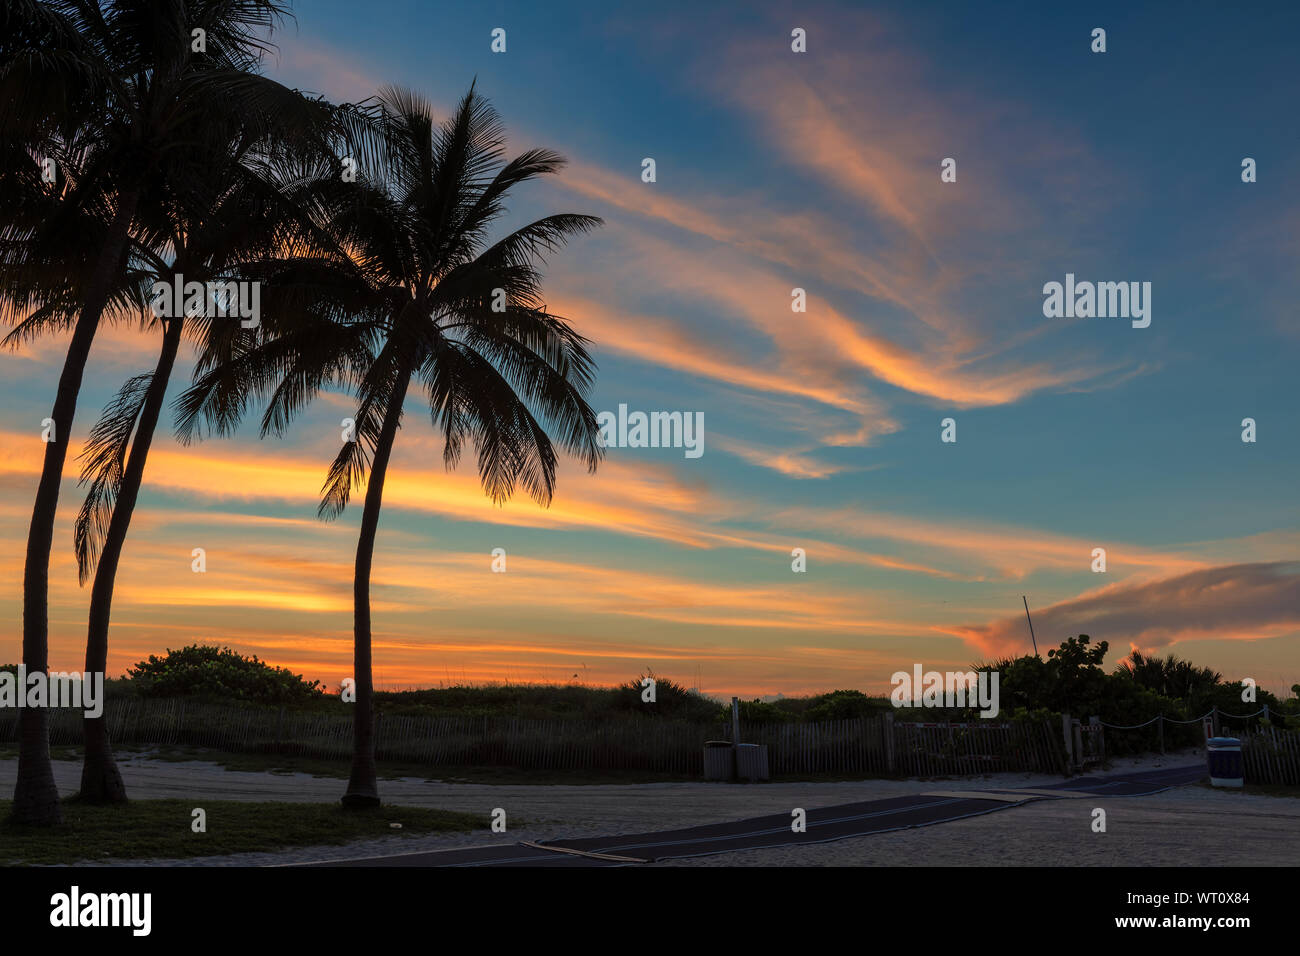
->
73;370;152;582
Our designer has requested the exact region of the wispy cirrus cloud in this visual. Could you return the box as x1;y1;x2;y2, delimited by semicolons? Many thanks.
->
710;433;852;479
0;429;1215;585
548;293;898;445
269;34;384;103
767;504;1208;581
266;19;1145;484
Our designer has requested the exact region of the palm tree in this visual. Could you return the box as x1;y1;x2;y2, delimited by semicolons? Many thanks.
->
1121;649;1222;701
67;104;331;802
3;137;155;803
0;0;313;825
177;85;605;806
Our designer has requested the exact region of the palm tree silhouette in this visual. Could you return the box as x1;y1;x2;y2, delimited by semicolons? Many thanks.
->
0;0;315;825
177;84;604;806
66;96;332;803
1122;649;1223;702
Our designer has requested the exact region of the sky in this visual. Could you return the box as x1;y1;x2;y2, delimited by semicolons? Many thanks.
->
3;0;1299;697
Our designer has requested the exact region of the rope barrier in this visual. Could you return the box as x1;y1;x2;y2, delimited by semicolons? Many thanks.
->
1098;716;1161;730
1218;707;1267;720
1099;707;1268;730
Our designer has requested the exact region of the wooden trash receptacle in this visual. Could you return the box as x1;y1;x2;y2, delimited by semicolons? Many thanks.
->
736;743;770;781
703;740;733;781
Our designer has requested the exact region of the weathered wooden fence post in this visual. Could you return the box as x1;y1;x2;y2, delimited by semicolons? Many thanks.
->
730;696;740;781
884;711;895;773
1061;712;1074;771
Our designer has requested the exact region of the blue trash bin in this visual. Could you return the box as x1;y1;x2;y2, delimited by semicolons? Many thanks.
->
1206;736;1243;788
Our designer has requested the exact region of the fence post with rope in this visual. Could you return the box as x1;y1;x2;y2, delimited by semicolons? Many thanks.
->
1097;706;1284;781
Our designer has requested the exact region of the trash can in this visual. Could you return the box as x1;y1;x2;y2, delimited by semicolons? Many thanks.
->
703;740;733;781
735;743;770;782
1206;736;1243;788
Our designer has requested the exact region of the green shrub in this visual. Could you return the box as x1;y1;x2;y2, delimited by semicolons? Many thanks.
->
805;689;884;722
125;645;324;706
613;671;725;722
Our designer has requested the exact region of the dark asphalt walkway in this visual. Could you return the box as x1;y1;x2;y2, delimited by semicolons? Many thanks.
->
295;764;1206;867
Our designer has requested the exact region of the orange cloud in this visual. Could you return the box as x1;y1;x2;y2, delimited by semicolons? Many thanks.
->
548;292;898;444
580;227;1124;410
945;562;1300;658
0;428;1206;587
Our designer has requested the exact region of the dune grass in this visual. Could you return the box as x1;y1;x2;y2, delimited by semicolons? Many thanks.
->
0;797;484;865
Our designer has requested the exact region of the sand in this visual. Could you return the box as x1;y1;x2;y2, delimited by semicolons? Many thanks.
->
2;749;1296;866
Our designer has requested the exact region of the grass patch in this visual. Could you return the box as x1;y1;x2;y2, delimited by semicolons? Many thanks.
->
0;798;484;865
0;745;82;762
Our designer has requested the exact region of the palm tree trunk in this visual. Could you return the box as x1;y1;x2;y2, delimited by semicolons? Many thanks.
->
13;188;139;826
341;370;411;809
80;317;184;804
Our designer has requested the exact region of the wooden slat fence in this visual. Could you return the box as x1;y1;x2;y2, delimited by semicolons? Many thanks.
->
889;719;1063;776
2;701;1069;777
1241;725;1300;785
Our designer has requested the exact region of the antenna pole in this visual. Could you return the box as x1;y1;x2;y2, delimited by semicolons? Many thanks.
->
1023;595;1040;657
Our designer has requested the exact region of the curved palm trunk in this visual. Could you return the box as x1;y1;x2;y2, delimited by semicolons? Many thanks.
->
14;188;139;826
80;317;184;804
341;370;411;809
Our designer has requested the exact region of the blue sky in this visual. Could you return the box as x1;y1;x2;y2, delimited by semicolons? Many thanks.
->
4;0;1298;696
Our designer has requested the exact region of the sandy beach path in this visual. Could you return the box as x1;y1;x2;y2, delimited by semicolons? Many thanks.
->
2;750;1295;866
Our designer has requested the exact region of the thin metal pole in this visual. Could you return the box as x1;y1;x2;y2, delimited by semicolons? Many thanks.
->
1023;596;1039;657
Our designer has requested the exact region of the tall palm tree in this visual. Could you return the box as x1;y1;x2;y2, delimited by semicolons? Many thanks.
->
2;138;155;802
67;106;332;802
0;0;312;825
177;85;605;806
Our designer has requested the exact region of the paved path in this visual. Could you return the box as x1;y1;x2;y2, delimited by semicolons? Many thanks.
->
295;764;1207;867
